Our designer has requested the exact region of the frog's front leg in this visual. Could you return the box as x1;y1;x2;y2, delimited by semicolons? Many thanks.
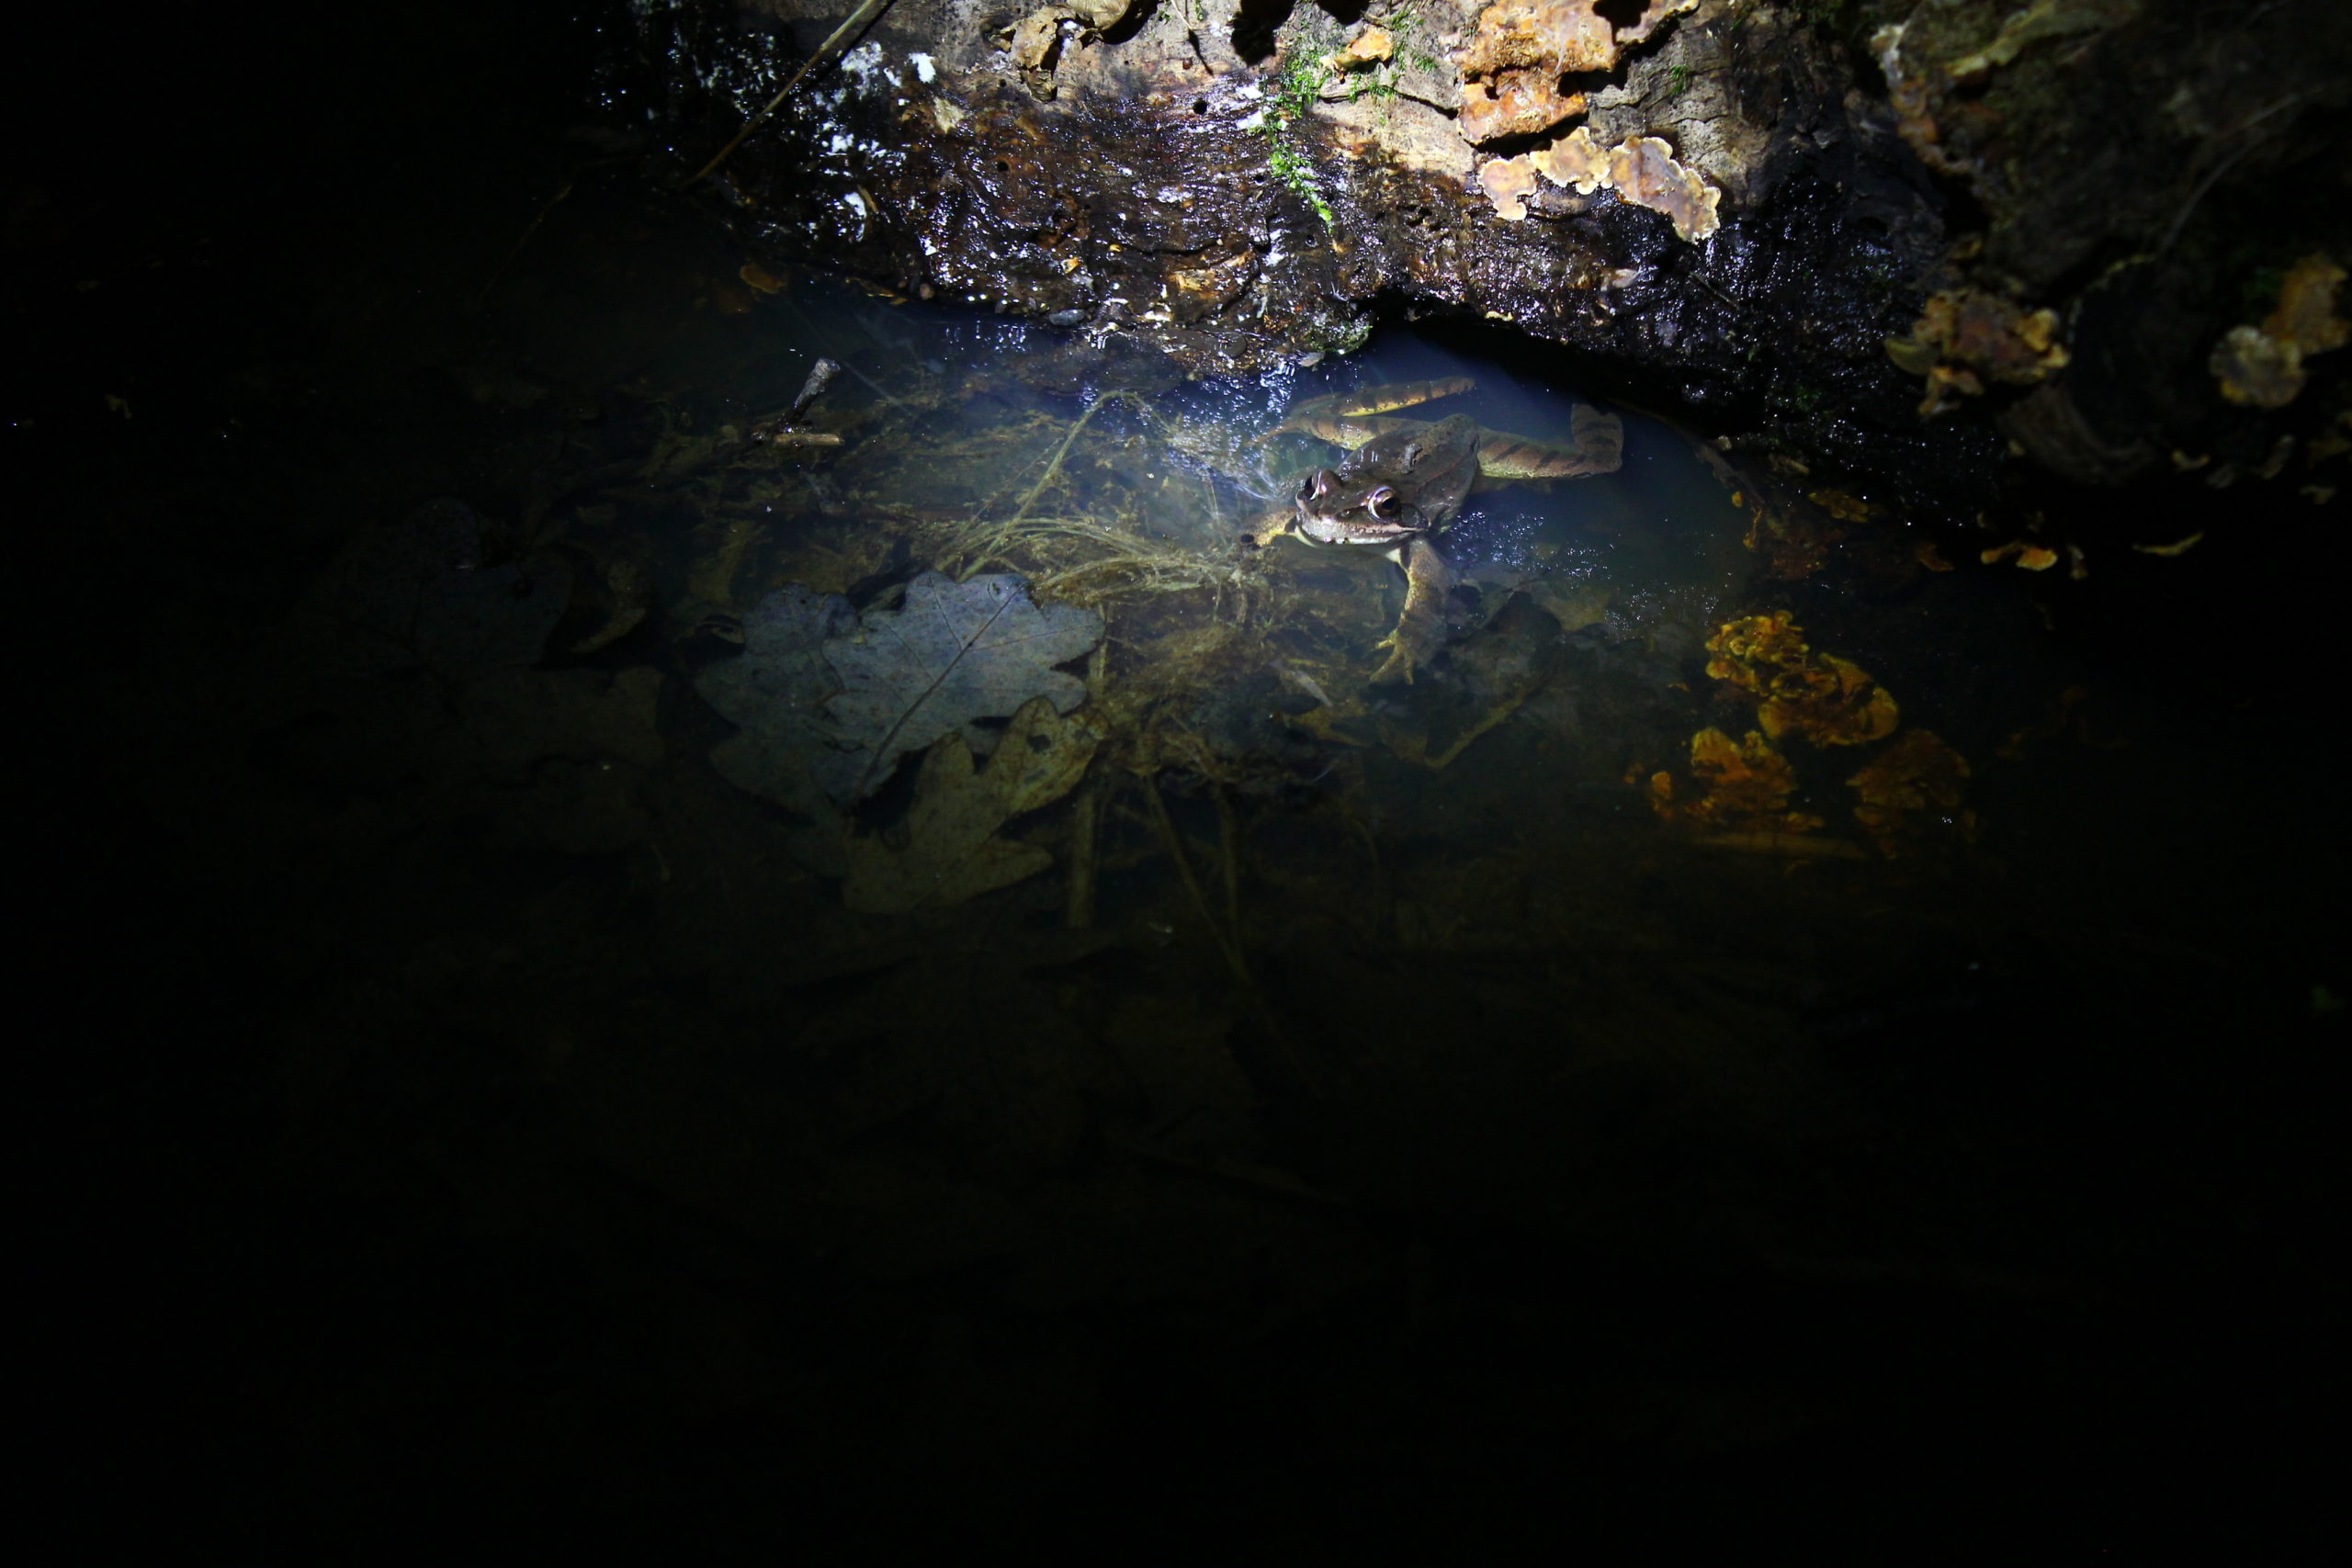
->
1370;536;1455;684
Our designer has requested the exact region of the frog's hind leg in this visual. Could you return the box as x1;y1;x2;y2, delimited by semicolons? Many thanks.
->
1265;376;1478;445
1327;376;1476;417
1370;536;1455;685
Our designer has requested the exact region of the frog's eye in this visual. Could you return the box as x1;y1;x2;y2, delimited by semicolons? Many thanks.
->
1299;470;1332;502
1366;486;1400;521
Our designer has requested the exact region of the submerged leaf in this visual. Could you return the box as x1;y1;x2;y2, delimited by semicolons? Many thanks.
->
698;582;862;819
843;697;1099;913
296;498;571;684
695;574;1104;881
823;572;1102;801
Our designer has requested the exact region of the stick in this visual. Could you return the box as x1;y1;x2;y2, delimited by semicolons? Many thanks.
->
1064;777;1102;930
685;0;897;186
1139;772;1244;981
1212;783;1243;935
963;391;1139;578
1136;774;1317;1094
478;179;573;308
1063;639;1111;930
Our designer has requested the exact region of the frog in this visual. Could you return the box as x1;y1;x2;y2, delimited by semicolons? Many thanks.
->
1272;376;1624;487
1248;378;1623;683
1286;412;1483;683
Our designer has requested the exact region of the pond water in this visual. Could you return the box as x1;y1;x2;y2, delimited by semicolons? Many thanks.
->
23;10;2340;1554
429;189;2081;964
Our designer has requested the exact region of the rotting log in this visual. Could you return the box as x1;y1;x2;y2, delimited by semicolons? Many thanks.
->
631;2;2350;514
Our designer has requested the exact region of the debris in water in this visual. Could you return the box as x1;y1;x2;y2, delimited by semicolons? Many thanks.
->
1705;613;1899;748
790;357;841;419
843;696;1098;912
1848;728;1973;861
697;572;1102;818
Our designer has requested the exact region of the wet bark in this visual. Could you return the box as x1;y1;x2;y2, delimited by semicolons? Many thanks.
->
634;1;2350;512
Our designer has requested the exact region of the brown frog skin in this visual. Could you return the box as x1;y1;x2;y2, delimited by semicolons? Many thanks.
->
1291;412;1481;683
1272;377;1625;482
1245;380;1623;682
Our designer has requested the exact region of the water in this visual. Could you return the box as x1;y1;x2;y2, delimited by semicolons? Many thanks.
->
21;6;2340;1554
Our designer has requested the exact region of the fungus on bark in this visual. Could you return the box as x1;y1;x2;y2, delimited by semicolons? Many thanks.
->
1456;2;1699;145
1524;126;1719;242
2211;253;2347;409
1478;153;1539;221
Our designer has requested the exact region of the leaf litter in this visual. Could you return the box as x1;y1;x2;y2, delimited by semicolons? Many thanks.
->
289;498;571;686
825;571;1102;799
696;571;1106;901
843;696;1100;913
262;498;662;856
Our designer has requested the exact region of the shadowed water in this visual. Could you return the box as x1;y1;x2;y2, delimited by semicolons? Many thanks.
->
17;6;2341;1556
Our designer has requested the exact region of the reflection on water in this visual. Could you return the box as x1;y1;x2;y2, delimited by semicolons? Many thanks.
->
37;118;2340;1554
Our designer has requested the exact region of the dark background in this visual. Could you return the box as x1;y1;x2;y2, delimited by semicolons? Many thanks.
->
12;4;2343;1556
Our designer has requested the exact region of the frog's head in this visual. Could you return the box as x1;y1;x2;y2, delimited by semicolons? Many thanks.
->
1292;412;1480;547
1294;468;1426;547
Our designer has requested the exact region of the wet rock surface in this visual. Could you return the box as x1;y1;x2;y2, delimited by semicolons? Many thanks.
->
632;0;2347;515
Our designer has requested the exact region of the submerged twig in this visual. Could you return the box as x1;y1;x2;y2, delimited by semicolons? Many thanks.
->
963;391;1144;574
1212;783;1244;934
477;178;573;307
1137;772;1315;1093
1064;638;1112;931
1064;776;1103;930
1140;771;1245;981
686;0;898;186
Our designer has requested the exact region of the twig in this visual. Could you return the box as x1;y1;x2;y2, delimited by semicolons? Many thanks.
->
1139;771;1247;981
1136;773;1316;1094
1005;393;1136;521
1212;783;1244;934
685;0;897;186
478;179;574;308
1063;638;1111;931
962;391;1141;577
2157;91;2308;256
1064;776;1103;930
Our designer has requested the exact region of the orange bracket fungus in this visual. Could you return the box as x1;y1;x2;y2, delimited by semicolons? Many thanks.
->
1648;728;1823;837
1527;126;1721;243
1457;4;1717;241
1457;2;1619;145
1323;28;1394;73
1602;136;1721;244
1704;614;1899;748
1888;288;2069;417
2211;254;2348;410
1847;729;1973;861
1478;154;1540;222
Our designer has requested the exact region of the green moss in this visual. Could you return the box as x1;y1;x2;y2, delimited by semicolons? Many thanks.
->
1257;45;1337;230
1316;311;1374;355
1254;8;1448;228
1382;4;1443;77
